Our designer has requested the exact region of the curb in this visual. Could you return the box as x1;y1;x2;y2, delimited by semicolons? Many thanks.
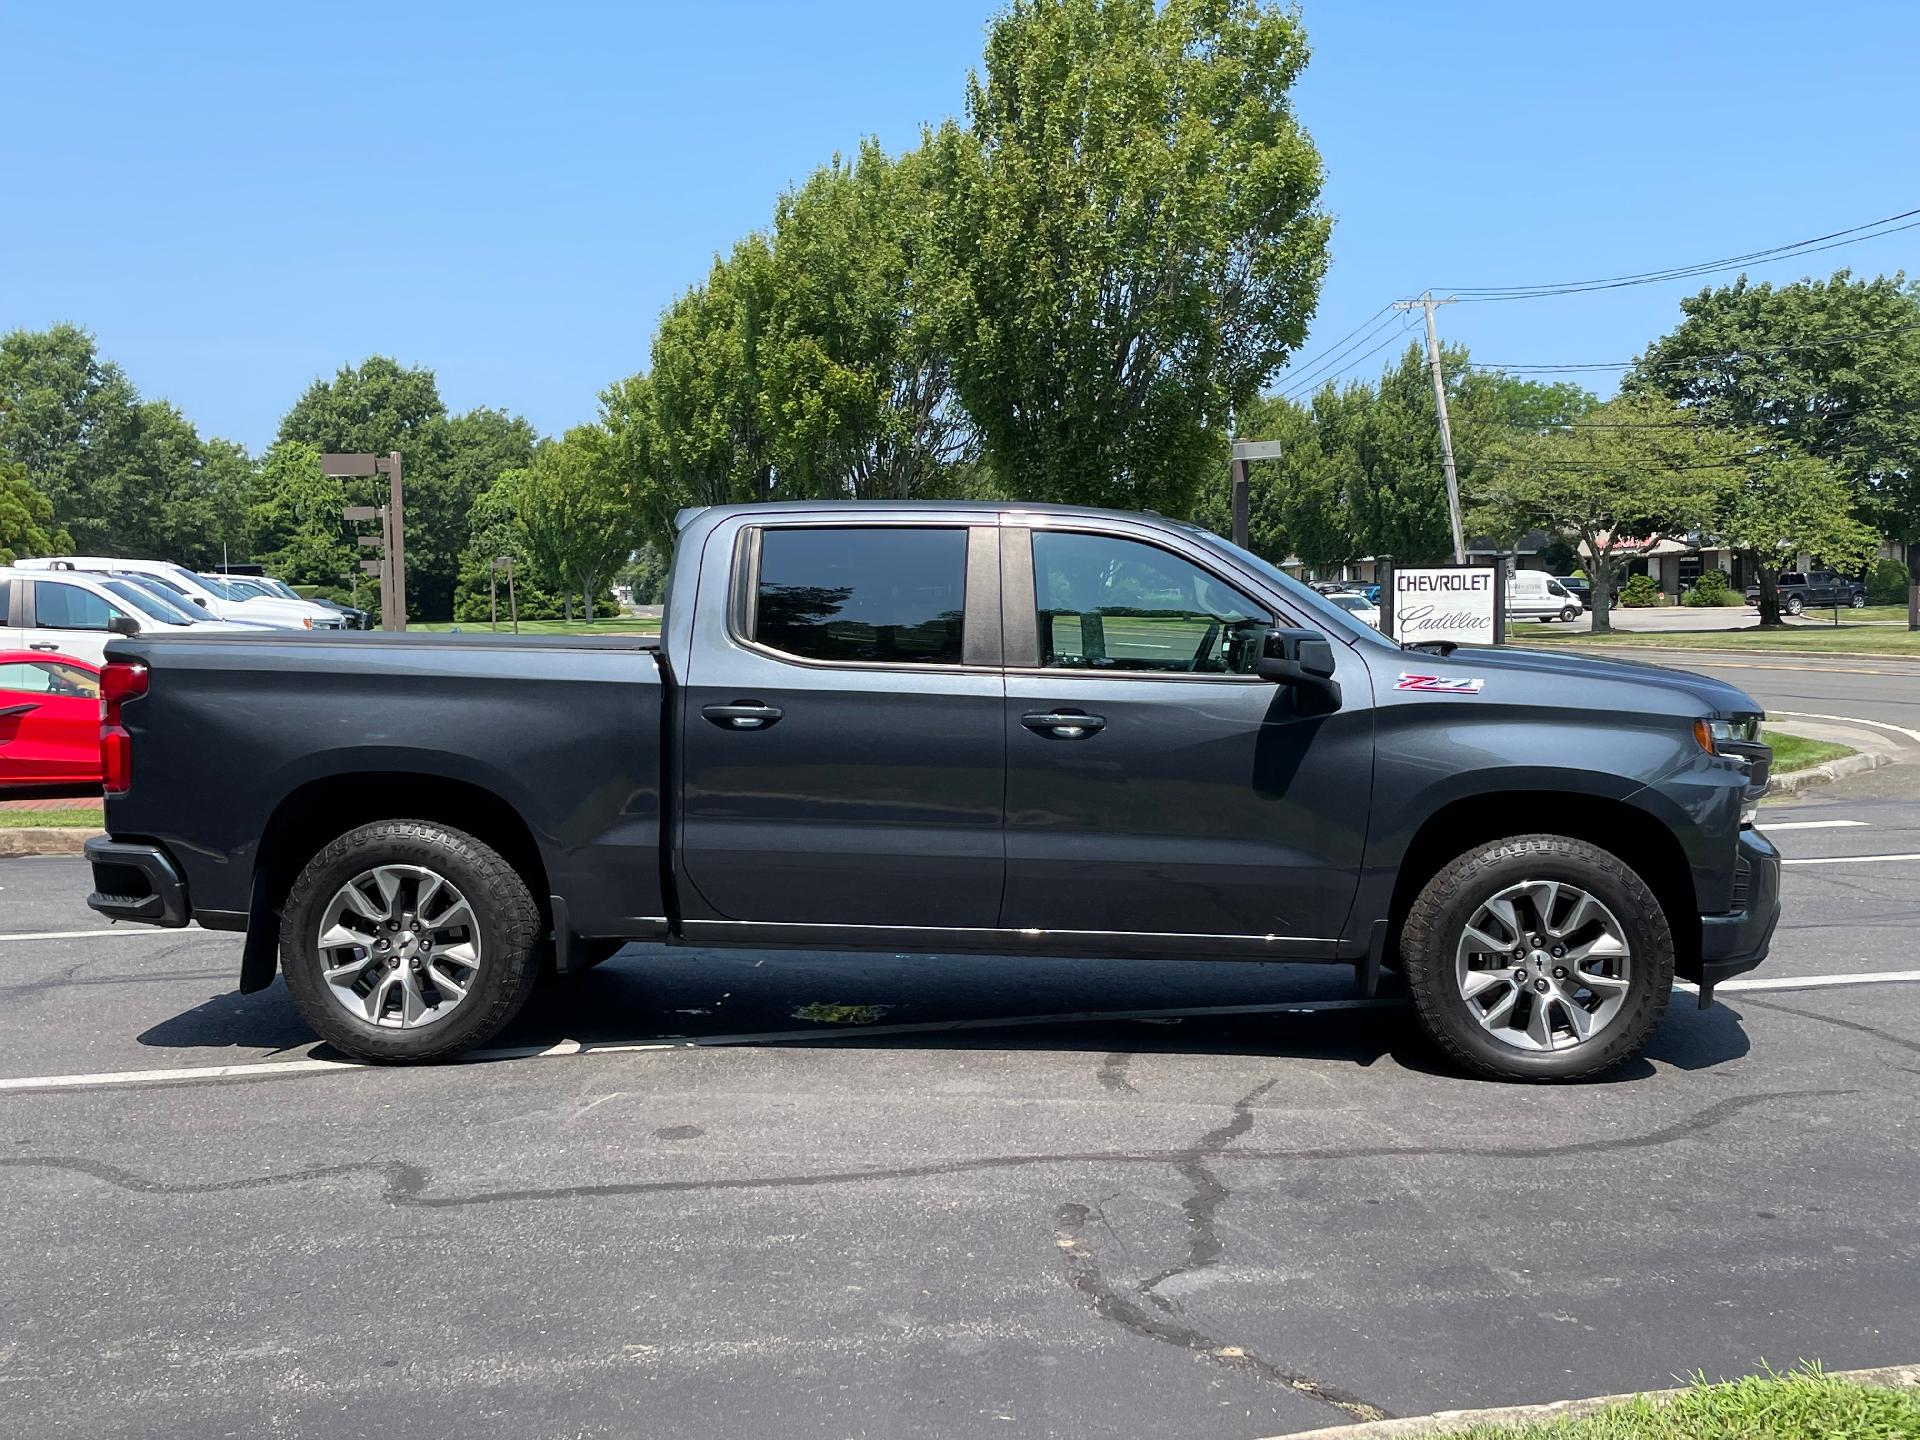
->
1536;642;1920;662
1768;748;1892;793
0;827;99;858
1261;1363;1920;1439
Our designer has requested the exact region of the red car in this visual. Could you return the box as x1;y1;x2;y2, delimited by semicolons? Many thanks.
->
0;652;104;795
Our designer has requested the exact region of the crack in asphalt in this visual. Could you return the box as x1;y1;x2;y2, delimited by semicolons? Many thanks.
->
0;1090;1840;1210
1738;994;1920;1057
1135;1079;1277;1311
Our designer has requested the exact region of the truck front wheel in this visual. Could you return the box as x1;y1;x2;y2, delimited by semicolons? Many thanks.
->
279;820;543;1063
1400;835;1673;1081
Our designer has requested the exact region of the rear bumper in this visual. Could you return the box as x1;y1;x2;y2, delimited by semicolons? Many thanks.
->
83;837;190;928
1693;828;1781;1001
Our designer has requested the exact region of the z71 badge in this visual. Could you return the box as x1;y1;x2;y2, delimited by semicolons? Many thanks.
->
1396;673;1485;694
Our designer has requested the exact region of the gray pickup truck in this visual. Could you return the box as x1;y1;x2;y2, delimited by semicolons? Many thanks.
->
84;502;1780;1081
1745;569;1868;614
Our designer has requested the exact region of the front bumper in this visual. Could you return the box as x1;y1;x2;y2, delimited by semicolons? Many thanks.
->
1692;827;1780;1003
83;837;191;928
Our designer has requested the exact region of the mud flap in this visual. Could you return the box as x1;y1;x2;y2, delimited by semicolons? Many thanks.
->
1357;918;1389;998
238;866;279;995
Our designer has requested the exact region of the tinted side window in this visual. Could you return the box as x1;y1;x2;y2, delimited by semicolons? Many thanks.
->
32;581;119;630
754;527;966;665
0;580;8;625
1032;531;1272;674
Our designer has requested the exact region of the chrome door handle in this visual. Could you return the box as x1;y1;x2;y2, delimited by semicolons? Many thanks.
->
702;702;784;731
1022;711;1105;739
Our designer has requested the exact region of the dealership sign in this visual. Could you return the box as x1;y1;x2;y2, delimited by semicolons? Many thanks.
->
1390;567;1497;645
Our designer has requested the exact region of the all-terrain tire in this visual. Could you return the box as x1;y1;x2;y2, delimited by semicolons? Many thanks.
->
1401;834;1673;1082
279;820;543;1063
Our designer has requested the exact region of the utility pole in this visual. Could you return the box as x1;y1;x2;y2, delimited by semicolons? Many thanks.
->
1395;292;1467;565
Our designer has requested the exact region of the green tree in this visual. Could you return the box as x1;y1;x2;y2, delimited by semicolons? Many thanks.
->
250;441;361;596
1;461;69;564
1629;270;1920;622
935;0;1331;514
452;480;567;623
276;357;464;621
765;140;972;500
1719;449;1881;626
0;324;139;550
509;427;637;624
1470;394;1734;633
647;237;781;521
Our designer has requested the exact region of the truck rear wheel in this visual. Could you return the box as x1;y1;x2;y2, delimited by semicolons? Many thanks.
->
279;820;542;1063
1400;835;1673;1081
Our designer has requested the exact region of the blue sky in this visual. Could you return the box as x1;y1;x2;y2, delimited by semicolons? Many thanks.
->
4;0;1916;452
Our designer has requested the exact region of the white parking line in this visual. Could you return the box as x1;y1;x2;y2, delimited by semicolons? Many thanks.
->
1;973;1917;1096
1783;853;1920;866
0;928;185;944
1771;710;1920;746
1762;820;1867;832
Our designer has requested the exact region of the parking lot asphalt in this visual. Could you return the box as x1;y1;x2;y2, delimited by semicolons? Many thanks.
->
4;786;1920;1440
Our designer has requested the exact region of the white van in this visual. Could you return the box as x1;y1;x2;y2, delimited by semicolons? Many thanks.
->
1508;570;1584;623
0;567;274;666
11;557;333;630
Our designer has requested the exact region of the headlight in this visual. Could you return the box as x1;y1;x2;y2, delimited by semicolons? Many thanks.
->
1693;716;1761;752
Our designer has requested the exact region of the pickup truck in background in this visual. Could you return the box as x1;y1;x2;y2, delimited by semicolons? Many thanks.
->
84;502;1780;1081
1746;569;1867;614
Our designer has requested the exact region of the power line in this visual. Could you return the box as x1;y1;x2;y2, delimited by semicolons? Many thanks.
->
1437;206;1920;302
1470;317;1920;377
1279;313;1420;401
1274;308;1405;398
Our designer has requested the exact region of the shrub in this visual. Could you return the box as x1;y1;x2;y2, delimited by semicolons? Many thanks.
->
1619;574;1662;608
1866;557;1911;606
1683;570;1730;607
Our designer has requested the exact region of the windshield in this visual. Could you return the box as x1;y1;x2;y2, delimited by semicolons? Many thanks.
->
102;578;194;625
259;577;302;600
221;578;271;599
1182;527;1397;649
1332;593;1372;613
195;575;247;600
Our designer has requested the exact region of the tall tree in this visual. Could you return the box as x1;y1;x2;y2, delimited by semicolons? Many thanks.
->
1719;448;1881;626
1;461;69;564
935;0;1330;514
765;140;973;499
276;357;460;620
509;427;637;624
647;238;781;519
1629;269;1920;622
0;324;139;550
1470;394;1734;633
250;441;361;596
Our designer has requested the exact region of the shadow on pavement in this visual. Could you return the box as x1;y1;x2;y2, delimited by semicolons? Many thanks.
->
135;944;1754;1078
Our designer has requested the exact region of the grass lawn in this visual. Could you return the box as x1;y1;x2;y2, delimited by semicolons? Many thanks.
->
1764;729;1854;773
411;616;660;636
1432;1368;1920;1439
0;807;102;829
1511;624;1920;655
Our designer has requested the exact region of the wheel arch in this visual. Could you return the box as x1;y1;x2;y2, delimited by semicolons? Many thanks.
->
1385;791;1698;977
243;771;551;994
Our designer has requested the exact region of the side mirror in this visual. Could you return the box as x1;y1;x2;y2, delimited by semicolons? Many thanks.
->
193;596;210;608
109;615;140;637
1255;627;1341;706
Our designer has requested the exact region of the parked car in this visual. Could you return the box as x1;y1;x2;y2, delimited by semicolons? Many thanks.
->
13;557;333;630
85;501;1778;1082
1328;591;1383;629
0;567;273;666
1744;570;1866;615
197;573;345;629
1358;583;1382;606
308;597;371;630
1311;580;1353;595
0;651;102;794
1507;570;1584;623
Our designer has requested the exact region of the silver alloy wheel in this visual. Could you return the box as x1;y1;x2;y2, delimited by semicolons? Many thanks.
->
1453;879;1631;1052
316;864;482;1029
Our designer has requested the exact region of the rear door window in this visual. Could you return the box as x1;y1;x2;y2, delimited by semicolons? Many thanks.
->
752;527;967;666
